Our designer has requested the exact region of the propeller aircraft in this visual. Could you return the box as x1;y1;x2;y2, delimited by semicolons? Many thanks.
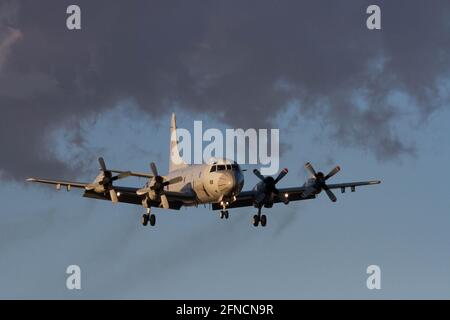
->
27;113;381;228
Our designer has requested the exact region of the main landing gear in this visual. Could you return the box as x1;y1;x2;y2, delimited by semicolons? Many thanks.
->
142;208;156;227
252;207;267;227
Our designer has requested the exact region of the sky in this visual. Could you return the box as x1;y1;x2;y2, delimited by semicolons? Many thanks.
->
1;0;450;299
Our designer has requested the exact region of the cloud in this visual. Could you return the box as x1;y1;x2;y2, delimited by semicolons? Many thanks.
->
0;27;22;69
1;0;450;180
0;1;21;69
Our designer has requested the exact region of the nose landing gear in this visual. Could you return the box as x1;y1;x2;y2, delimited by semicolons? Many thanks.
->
220;210;229;219
219;199;230;220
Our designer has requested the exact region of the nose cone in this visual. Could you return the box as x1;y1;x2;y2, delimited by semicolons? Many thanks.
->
218;171;243;196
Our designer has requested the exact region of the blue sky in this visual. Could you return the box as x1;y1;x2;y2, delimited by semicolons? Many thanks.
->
1;103;449;299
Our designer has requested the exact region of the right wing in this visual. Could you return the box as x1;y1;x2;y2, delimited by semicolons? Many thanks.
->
110;170;153;179
26;177;88;189
27;177;194;210
82;186;196;210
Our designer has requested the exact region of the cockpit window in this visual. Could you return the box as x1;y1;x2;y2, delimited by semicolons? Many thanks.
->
217;165;226;171
231;164;239;170
210;165;217;172
226;164;231;170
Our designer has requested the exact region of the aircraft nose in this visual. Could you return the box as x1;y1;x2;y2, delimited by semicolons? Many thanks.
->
218;172;236;195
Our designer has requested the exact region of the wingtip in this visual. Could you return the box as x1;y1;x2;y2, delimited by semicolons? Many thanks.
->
26;178;36;182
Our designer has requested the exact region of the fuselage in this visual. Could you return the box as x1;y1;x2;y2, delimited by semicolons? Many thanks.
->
163;158;244;206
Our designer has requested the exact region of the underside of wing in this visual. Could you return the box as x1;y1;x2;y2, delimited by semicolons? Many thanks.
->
82;186;190;210
275;186;315;202
212;191;256;210
163;191;197;204
212;187;315;210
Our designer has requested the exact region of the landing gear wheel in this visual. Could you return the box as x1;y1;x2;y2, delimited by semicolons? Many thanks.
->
224;211;229;219
142;214;149;226
149;214;156;226
260;215;267;227
252;215;260;227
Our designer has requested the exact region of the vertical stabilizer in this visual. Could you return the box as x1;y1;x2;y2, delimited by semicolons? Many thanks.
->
169;113;188;172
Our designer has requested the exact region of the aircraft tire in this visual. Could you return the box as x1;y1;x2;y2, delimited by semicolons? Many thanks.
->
252;215;259;227
150;214;156;226
260;215;267;227
142;214;148;226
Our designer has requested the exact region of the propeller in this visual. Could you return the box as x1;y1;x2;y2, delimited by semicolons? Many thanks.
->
304;162;340;202
85;157;130;203
136;162;182;209
253;168;289;203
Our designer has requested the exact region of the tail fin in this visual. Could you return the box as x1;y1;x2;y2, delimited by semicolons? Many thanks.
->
169;113;188;172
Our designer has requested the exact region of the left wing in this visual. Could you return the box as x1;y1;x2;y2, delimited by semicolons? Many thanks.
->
212;180;381;210
212;187;315;210
326;180;381;192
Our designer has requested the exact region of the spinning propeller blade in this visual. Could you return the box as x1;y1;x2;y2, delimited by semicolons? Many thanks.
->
252;168;289;202
150;162;159;177
109;189;118;203
137;162;182;208
324;166;340;181
323;185;337;202
274;168;288;184
304;162;317;178
253;169;265;181
99;157;107;171
160;194;169;209
304;162;340;202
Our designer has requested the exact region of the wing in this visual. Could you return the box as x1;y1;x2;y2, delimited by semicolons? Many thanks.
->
26;177;88;189
214;190;255;209
27;177;194;210
212;180;381;210
326;180;381;192
212;187;316;210
110;170;153;179
82;186;196;210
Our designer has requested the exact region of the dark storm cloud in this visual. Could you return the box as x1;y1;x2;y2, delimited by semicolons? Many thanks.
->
1;0;450;179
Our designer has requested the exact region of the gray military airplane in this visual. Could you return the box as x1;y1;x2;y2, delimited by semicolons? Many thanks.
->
27;113;381;228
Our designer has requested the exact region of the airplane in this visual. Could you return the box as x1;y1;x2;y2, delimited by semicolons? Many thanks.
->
27;113;381;228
